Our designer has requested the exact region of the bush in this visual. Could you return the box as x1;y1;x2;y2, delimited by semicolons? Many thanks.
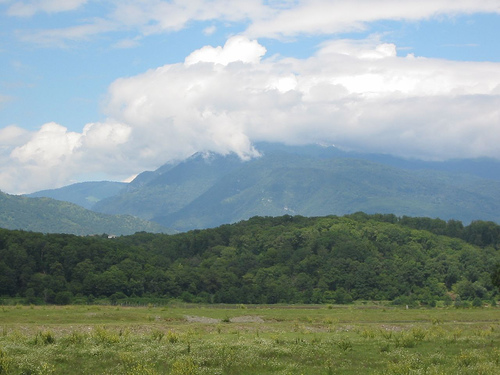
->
0;348;11;374
54;291;73;305
24;288;37;305
110;292;127;304
472;297;483;307
333;288;353;304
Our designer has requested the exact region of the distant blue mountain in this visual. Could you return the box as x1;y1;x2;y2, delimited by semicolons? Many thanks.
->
26;181;127;209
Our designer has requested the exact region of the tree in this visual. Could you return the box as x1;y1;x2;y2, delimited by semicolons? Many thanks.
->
491;263;500;291
55;291;73;305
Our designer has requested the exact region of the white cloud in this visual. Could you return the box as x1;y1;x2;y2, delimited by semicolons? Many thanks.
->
2;35;500;193
10;0;500;47
10;122;82;166
16;0;264;46
7;0;88;17
245;0;500;38
82;121;131;149
1;120;132;193
112;37;142;49
17;18;117;47
0;125;29;148
1;122;82;193
102;35;500;164
185;36;266;65
203;25;217;36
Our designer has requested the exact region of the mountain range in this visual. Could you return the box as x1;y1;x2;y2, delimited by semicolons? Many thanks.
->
20;143;500;233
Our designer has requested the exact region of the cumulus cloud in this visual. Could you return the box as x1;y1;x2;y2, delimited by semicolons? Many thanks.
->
185;36;267;65
2;35;500;193
0;125;29;149
10;122;81;166
0;120;132;193
101;35;500;164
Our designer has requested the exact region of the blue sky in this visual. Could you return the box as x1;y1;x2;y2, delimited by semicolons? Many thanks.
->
1;0;500;194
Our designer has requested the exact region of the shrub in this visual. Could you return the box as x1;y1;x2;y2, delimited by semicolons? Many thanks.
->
0;348;11;375
54;291;73;305
151;330;164;342
92;326;119;344
167;330;179;343
336;338;353;352
472;298;483;307
33;331;56;345
171;357;198;375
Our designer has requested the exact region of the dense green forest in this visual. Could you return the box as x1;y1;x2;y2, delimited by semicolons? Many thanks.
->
1;213;500;306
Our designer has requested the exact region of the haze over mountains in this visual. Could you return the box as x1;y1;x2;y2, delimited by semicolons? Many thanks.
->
22;143;500;233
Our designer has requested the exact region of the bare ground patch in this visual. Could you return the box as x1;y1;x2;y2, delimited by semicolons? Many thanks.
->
184;315;264;324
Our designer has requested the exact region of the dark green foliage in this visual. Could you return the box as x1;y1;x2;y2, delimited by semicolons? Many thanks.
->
54;291;73;305
491;263;500;290
0;213;500;305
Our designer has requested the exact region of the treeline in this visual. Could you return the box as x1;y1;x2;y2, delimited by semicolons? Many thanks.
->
1;213;499;306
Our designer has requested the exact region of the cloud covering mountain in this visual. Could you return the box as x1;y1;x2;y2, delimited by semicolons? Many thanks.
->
1;1;500;193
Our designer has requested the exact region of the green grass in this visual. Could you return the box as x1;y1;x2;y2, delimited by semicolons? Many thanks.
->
1;304;500;374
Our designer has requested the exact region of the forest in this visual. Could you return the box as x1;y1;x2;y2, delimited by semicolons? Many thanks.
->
1;213;500;306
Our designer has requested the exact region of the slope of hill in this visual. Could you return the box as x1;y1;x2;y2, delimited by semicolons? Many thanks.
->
0;191;170;235
26;181;126;209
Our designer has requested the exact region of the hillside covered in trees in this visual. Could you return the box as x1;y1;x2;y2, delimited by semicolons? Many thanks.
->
1;213;500;306
0;190;170;235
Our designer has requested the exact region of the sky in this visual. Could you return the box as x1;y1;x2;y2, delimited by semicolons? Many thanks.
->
1;0;500;194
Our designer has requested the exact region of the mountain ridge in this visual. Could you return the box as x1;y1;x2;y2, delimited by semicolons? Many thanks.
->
24;143;500;232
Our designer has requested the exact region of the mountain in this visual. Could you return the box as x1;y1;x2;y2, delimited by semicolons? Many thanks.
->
88;143;500;231
92;152;245;220
26;181;127;210
0;191;171;235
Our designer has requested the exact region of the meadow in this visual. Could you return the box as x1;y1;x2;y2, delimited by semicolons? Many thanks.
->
1;304;500;374
0;305;500;375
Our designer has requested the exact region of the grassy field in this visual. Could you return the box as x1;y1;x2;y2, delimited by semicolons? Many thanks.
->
1;304;500;374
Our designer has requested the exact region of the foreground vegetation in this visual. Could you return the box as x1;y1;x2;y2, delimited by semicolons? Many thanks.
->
1;304;500;374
